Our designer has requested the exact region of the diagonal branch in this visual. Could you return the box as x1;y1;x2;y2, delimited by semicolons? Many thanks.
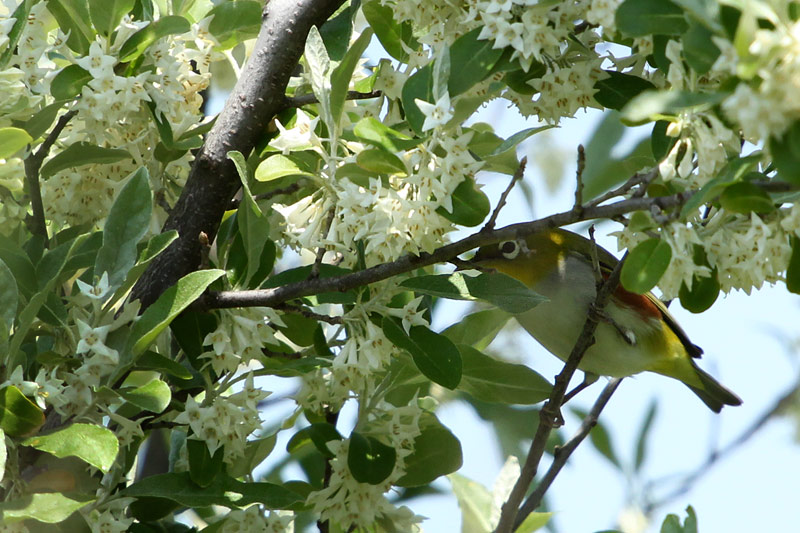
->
130;0;346;309
494;249;628;533
201;191;691;310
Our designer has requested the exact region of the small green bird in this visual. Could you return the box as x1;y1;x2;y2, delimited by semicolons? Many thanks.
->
472;228;742;412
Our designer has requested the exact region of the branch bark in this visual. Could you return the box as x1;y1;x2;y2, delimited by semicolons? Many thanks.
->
201;191;692;310
130;0;346;309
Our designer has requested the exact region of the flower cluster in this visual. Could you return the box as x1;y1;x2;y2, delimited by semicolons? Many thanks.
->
306;401;424;531
201;307;285;375
175;373;269;463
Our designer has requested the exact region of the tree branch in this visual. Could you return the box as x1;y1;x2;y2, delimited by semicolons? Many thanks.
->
23;109;77;246
515;378;624;527
494;248;628;533
201;191;690;310
286;89;382;108
130;0;346;309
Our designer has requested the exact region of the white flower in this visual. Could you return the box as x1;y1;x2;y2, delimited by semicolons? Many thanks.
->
269;109;321;154
75;41;117;79
75;271;111;302
415;92;453;131
75;319;118;360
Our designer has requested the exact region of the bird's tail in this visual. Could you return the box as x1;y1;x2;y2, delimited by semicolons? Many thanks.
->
685;360;742;413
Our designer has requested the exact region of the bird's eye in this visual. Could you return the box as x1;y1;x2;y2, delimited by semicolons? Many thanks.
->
499;240;520;259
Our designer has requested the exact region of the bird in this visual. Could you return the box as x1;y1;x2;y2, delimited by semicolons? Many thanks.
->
470;227;742;412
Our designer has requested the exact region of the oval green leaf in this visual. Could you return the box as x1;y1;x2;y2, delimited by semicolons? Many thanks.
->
347;432;396;485
719;181;775;214
40;142;131;179
396;415;462;487
436;178;490;227
458;345;552;404
118;15;191;62
0;386;45;437
620;238;673;294
0;127;32;159
22;423;119;472
382;317;462;390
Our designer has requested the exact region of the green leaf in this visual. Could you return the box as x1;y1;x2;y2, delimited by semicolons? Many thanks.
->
319;3;353;61
122;472;302;509
570;407;621;469
126;269;225;357
206;1;261;50
400;272;546;314
89;0;135;37
660;506;698;533
356;148;407;174
254;154;316;182
593;71;656;111
682;19;721;74
46;0;95;54
263;264;355;304
287;423;342;458
0;127;32;159
447;27;504;96
401;64;433;135
40;142;131;179
0;386;44;437
463;272;548;314
719;181;775;213
0;259;17;336
788;236;800;295
24;101;67;140
22;423;119;472
0;493;92;524
227;435;277;478
347;432;396;485
187;438;224;487
229;151;270;287
0;1;31;69
680;154;762;218
770;120;800;185
118;15;191;62
397;415;462;487
95;167;152;289
448;473;492;532
330;28;373;127
441;308;511;351
436;178;490;227
305;25;332;127
458;345;551;404
119;378;171;413
517;512;553;533
352;117;421;152
400;273;473;300
616;0;689;37
621;90;726;125
678;268;719;313
634;399;658;471
362;0;416;62
382;317;462;390
136;350;193;380
620;238;673;294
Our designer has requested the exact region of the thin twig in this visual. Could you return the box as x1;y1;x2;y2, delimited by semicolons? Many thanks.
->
286;90;382;108
586;168;659;208
644;377;799;512
310;206;336;279
516;378;624;525
201;191;687;310
275;302;342;324
228;181;305;210
22;109;78;245
484;157;527;232
573;145;586;211
494;252;628;533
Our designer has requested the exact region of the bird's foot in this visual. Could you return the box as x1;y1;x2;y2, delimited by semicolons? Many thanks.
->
589;304;636;345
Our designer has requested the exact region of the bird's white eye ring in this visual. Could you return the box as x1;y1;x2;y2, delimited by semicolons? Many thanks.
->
499;240;520;260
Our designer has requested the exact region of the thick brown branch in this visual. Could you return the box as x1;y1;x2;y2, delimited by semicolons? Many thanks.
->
131;0;346;309
201;192;691;310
